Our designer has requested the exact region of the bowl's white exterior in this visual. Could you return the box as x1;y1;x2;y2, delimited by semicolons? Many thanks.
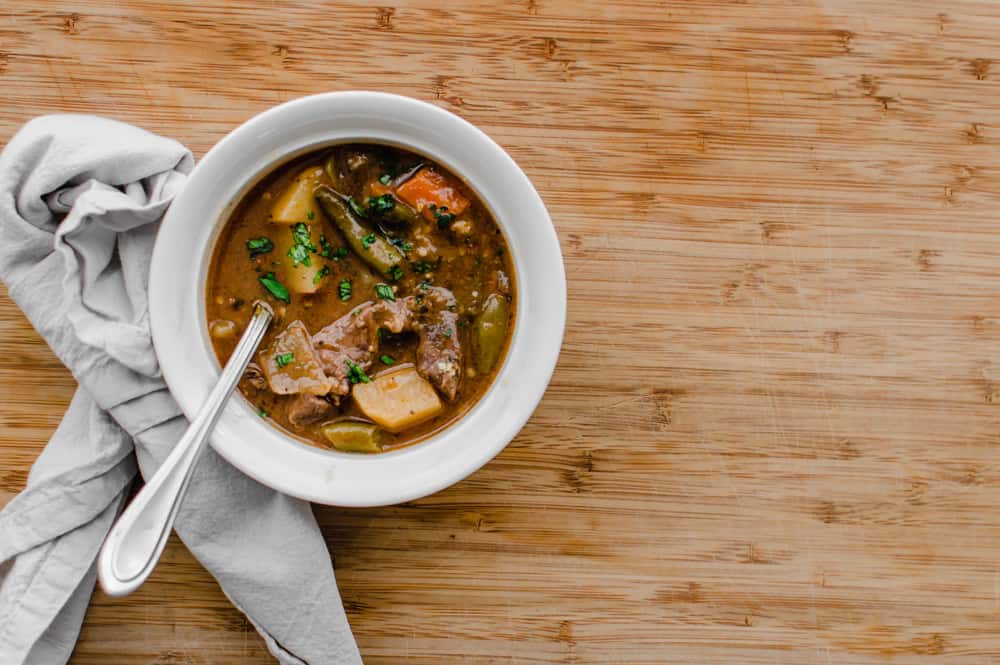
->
149;92;566;506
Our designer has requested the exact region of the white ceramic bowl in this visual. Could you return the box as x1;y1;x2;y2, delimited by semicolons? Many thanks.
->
149;91;566;506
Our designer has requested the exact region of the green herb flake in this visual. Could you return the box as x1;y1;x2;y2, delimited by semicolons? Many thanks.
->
333;246;349;261
443;327;453;338
258;406;268;418
379;174;392;185
361;233;376;249
312;265;330;285
346;359;371;384
338;279;352;301
275;352;294;368
379;354;396;365
434;207;457;230
307;210;315;220
375;283;395;301
258;272;290;303
389;236;413;253
366;194;396;217
318;235;333;258
387;265;404;282
288;222;316;267
287;245;311;267
419;279;432;291
246;237;274;258
411;260;434;273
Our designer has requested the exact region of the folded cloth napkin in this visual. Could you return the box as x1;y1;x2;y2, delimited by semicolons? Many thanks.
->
0;115;363;665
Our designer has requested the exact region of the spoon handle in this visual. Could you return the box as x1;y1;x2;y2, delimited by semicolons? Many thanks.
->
97;302;273;597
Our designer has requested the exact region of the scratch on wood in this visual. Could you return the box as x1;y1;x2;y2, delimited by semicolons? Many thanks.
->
375;7;396;29
62;12;81;35
969;58;991;80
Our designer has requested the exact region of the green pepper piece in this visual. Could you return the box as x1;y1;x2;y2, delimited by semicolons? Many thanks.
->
320;421;382;453
315;185;402;277
474;293;510;373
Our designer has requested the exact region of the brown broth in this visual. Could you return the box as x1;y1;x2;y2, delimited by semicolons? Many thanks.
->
206;143;516;452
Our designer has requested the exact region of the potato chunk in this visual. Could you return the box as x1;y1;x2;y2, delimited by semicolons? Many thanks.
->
270;166;325;224
274;222;324;294
260;320;333;395
352;366;443;432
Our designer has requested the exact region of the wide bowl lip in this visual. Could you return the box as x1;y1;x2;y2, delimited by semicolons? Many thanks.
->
149;91;566;506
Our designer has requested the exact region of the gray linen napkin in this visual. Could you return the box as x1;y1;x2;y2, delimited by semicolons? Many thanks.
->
0;115;363;665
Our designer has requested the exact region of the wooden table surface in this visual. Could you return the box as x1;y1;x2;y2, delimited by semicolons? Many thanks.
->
3;1;1000;662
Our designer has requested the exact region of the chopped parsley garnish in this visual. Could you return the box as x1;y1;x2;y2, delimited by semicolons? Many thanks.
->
287;245;311;267
361;233;376;249
246;237;274;258
347;196;366;218
387;265;404;282
443;327;453;338
258;407;268;418
375;283;395;301
379;174;392;185
411;260;434;273
292;222;312;246
379;354;396;365
338;279;352;301
287;222;316;267
275;352;294;368
419;279;432;291
332;246;349;260
346;359;371;384
318;235;333;258
429;203;456;229
258;272;290;303
389;236;413;253
312;265;330;285
366;194;396;217
307;210;315;220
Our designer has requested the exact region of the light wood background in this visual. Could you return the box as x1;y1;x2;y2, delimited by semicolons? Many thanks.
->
2;0;1000;662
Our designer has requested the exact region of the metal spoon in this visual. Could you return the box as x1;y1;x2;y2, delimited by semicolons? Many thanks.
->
97;301;273;597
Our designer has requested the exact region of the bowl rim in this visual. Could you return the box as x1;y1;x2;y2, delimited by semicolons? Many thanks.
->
149;91;566;506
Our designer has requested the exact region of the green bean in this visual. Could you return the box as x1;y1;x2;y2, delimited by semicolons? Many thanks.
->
474;293;510;373
315;185;403;276
384;198;420;226
321;421;382;453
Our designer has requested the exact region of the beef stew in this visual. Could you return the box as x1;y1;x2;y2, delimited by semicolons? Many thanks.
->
206;143;516;453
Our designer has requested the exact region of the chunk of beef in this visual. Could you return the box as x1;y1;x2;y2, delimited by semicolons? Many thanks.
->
312;302;380;397
407;287;463;400
313;298;417;396
311;287;464;401
288;394;335;427
415;309;462;400
259;320;332;395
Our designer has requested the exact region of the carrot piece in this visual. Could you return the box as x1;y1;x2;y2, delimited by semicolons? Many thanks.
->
395;168;470;221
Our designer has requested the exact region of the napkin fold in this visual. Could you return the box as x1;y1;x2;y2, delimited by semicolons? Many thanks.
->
0;115;363;665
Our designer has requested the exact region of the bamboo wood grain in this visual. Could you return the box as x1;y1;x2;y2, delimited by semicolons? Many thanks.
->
3;0;1000;662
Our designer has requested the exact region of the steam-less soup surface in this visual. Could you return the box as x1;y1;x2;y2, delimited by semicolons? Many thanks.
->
206;144;515;453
